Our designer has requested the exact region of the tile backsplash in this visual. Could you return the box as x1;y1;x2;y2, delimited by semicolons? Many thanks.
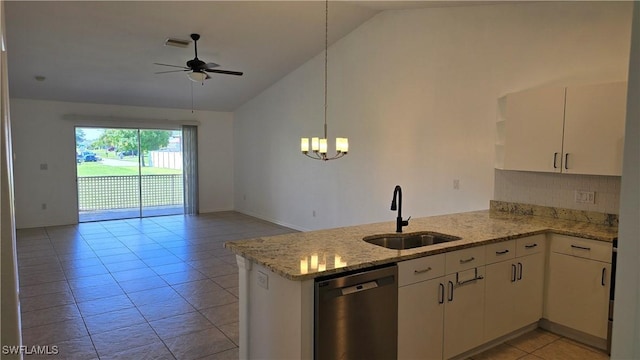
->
494;169;621;214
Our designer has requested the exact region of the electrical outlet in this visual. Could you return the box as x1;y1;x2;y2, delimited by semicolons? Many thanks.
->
257;271;269;289
312;210;317;217
40;163;48;170
453;179;460;190
575;190;595;204
41;203;47;210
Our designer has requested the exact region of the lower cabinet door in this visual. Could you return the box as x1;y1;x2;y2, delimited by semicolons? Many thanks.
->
513;252;545;329
484;253;545;342
443;268;486;359
484;260;517;341
546;252;611;339
398;278;445;360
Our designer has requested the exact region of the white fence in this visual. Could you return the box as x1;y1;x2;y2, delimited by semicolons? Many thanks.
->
149;151;183;170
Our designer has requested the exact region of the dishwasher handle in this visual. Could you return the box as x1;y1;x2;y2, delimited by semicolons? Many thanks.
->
340;281;378;296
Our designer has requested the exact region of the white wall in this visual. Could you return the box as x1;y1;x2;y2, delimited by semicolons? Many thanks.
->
10;98;234;228
234;2;632;231
611;2;640;358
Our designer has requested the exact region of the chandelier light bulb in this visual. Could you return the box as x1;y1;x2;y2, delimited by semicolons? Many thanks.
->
319;139;328;154
301;138;310;153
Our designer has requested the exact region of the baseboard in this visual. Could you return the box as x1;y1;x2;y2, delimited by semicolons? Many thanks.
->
234;209;309;232
538;318;607;351
198;207;235;214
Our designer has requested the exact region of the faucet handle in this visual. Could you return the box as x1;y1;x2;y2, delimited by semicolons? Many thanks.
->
402;216;411;226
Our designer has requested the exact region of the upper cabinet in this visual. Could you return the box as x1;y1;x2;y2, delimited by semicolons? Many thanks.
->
563;82;627;175
495;81;627;176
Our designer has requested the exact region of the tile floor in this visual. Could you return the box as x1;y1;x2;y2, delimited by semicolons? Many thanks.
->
15;212;296;360
15;212;611;360
470;328;609;360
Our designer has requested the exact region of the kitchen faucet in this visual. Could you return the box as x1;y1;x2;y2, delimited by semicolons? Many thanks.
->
391;185;410;233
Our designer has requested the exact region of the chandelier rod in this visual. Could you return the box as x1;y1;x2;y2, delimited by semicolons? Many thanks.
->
323;0;328;140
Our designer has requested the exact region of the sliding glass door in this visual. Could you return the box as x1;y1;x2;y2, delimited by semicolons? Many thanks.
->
75;126;185;222
139;129;184;218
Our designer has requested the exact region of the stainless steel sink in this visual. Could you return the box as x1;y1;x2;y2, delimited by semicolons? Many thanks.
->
363;231;461;250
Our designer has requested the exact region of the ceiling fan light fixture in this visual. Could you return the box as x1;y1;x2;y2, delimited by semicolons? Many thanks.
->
187;71;207;83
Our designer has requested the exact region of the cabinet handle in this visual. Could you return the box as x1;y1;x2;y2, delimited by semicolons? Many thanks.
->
602;268;607;286
571;244;591;251
525;243;538;249
564;153;569;170
517;262;523;281
553;152;559;169
495;249;510;255
414;267;432;274
447;281;454;302
459;257;475;264
439;283;445;304
511;264;517;282
457;275;484;286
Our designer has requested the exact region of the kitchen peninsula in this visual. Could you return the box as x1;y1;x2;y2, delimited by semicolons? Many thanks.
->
224;202;617;359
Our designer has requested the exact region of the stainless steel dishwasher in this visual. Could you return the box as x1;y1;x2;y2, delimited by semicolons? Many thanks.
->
314;264;398;360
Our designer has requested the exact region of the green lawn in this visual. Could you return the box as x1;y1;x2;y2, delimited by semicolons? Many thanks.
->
77;162;181;176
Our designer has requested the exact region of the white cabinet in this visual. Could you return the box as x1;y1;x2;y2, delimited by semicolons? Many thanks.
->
496;87;566;173
398;247;486;360
398;277;445;360
563;82;627;175
443;247;486;359
443;267;485;359
496;81;627;175
484;240;518;340
398;255;445;360
484;235;545;342
545;235;612;339
513;249;545;329
398;234;611;359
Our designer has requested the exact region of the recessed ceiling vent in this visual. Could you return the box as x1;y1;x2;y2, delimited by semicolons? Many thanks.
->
164;38;190;48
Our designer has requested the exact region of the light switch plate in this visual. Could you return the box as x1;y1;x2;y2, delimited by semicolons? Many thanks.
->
575;190;595;204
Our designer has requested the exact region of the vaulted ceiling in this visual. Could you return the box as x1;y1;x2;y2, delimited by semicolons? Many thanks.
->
4;1;496;111
5;1;379;111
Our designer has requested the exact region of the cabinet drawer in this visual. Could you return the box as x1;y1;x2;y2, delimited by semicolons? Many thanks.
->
485;240;515;265
516;234;546;257
398;254;445;287
446;246;485;274
550;234;612;263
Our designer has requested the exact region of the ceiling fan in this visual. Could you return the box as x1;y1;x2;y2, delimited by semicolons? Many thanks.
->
154;33;243;82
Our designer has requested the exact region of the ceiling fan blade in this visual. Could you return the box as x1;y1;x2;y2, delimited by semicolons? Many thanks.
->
204;69;244;76
204;62;220;69
154;63;188;69
155;69;189;74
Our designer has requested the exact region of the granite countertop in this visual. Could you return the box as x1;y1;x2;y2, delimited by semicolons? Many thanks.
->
224;209;618;281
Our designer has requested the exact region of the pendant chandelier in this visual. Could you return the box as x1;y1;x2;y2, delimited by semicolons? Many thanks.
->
301;0;348;161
